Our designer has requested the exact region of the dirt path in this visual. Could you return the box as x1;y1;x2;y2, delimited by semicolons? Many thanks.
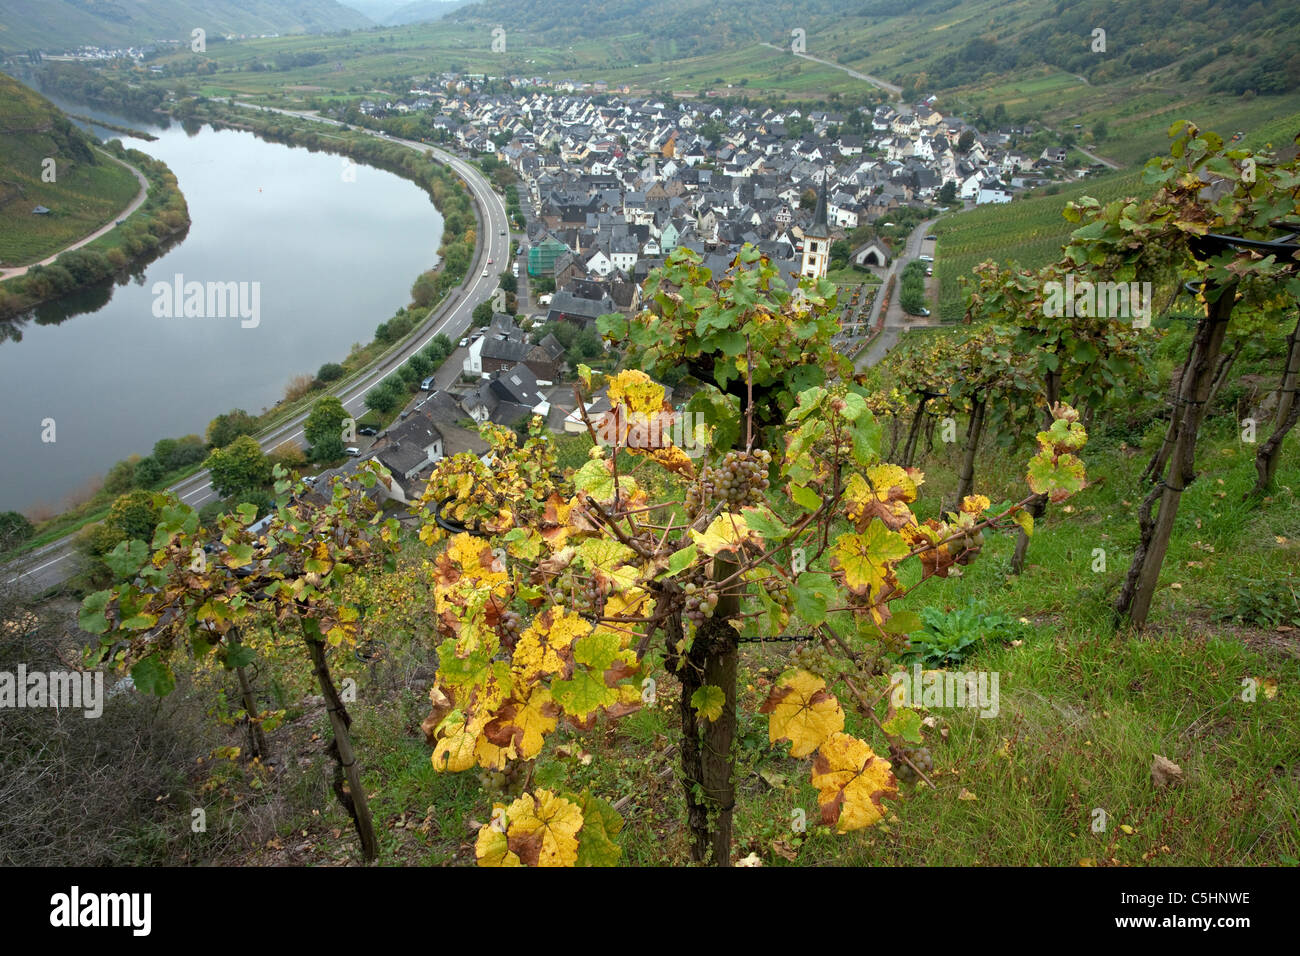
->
0;148;150;281
757;43;902;97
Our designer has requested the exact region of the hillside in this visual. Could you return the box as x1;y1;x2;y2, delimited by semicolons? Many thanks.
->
929;105;1300;320
340;0;469;26
0;0;372;51
0;72;140;267
438;0;1299;96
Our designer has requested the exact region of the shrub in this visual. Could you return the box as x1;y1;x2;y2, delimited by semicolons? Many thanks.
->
317;362;345;383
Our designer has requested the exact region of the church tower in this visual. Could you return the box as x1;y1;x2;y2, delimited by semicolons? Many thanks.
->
801;175;830;279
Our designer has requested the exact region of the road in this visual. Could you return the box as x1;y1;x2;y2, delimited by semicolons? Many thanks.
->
1074;144;1120;170
2;105;510;594
0;148;150;281
855;216;940;371
758;42;902;97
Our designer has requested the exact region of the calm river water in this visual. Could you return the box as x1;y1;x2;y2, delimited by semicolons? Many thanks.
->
0;91;443;515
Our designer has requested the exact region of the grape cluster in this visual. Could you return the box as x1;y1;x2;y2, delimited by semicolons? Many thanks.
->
478;770;509;792
789;642;839;681
682;581;719;626
577;576;607;620
768;576;794;613
889;744;933;784
498;609;523;648
954;529;985;566
685;449;773;513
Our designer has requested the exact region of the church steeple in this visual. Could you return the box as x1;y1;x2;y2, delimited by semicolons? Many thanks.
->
801;174;831;279
811;174;829;236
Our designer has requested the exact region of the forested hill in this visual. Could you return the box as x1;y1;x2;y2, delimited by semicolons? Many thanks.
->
0;0;373;52
443;0;1300;96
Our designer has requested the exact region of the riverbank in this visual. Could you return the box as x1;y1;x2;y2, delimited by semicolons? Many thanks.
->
0;141;189;320
1;99;493;570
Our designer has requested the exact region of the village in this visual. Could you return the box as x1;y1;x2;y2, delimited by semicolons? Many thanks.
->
295;79;1102;504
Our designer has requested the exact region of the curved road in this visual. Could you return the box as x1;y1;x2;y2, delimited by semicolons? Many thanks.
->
0;148;150;281
3;104;510;594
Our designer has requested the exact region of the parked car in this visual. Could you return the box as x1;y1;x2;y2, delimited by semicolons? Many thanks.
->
358;425;378;436
458;337;469;347
303;475;318;485
420;376;435;390
919;254;934;262
345;447;361;457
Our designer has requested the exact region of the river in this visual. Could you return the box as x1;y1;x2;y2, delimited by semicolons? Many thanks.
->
0;91;443;517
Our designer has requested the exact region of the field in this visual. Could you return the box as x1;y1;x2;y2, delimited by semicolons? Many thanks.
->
931;170;1143;320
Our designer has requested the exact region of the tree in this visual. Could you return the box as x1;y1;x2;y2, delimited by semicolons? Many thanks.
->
105;490;162;544
411;270;441;308
134;456;164;488
364;380;401;414
305;396;348;462
957;129;976;152
103;458;139;496
1092;119;1108;141
317;362;345;383
829;240;851;271
472;300;494;326
0;511;34;551
799;188;817;209
408;352;434;378
205;436;272;499
153;435;207;472
938;181;958;205
206;409;259;449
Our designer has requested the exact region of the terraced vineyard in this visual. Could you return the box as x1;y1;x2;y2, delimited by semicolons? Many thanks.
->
931;170;1142;321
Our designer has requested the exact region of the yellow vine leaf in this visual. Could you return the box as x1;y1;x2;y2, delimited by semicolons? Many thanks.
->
832;520;909;597
761;669;845;758
843;465;921;532
475;790;584;867
431;714;477;772
691;512;761;557
512;607;592;686
479;687;560;766
606;369;667;417
810;732;898;833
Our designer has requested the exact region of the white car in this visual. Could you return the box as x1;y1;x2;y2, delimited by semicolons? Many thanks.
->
919;254;934;262
345;447;361;457
482;269;489;277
